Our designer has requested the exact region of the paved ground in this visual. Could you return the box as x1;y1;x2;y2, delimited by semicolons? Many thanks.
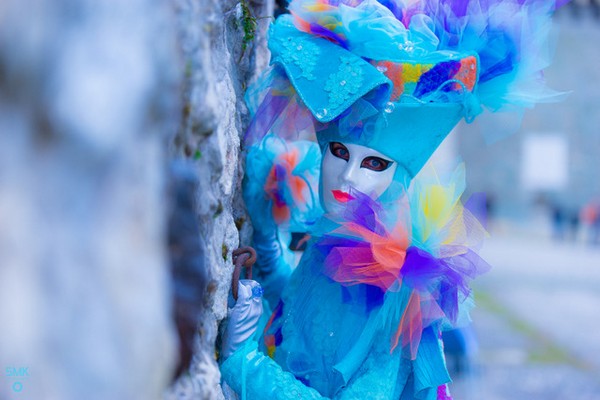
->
446;230;600;399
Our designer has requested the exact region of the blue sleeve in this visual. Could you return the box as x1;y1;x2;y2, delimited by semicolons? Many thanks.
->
221;341;403;400
243;138;322;308
252;228;294;307
221;341;327;400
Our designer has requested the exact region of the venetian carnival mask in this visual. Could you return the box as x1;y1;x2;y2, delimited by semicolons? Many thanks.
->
320;141;397;213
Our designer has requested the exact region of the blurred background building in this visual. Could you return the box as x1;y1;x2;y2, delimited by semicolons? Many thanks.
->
455;1;600;243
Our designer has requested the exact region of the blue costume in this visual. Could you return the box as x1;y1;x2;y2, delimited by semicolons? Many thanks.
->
221;1;565;398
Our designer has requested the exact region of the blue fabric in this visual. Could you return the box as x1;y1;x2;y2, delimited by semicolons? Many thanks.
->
221;341;325;399
221;242;451;399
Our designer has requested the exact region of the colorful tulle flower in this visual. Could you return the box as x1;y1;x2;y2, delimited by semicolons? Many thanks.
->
316;190;410;291
243;135;323;232
310;164;490;359
264;148;308;224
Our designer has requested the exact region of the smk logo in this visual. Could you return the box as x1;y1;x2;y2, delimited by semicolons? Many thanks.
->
5;367;29;393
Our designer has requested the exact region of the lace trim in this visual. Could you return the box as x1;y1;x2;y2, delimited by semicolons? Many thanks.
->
324;56;365;114
277;36;320;81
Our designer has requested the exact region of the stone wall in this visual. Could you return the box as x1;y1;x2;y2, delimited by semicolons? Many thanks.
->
0;0;271;399
167;0;271;398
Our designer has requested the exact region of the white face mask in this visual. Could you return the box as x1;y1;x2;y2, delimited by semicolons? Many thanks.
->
321;141;397;213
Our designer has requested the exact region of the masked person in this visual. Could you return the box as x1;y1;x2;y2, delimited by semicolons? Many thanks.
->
220;1;566;398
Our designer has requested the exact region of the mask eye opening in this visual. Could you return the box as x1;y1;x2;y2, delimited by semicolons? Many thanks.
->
329;142;350;161
361;156;393;172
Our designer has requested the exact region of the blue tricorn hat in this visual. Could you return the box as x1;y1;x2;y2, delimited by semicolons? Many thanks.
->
269;16;481;179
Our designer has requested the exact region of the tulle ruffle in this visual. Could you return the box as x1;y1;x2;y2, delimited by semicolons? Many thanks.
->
314;189;410;292
307;163;489;358
288;0;568;128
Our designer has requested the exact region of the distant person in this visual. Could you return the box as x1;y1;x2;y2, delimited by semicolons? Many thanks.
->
581;202;600;245
550;203;566;241
567;209;580;242
442;326;478;376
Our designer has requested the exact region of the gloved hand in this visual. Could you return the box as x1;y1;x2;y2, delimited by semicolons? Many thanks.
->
220;279;264;360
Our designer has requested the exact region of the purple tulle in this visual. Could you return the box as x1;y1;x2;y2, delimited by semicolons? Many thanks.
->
464;192;488;230
341;189;388;236
314;188;409;291
309;23;348;48
419;0;566;20
245;91;290;145
270;164;288;205
403;0;567;92
378;0;405;20
437;384;454;400
401;245;490;324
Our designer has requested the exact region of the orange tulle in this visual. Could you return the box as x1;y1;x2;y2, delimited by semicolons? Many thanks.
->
289;175;307;204
290;11;312;33
264;148;308;224
392;291;423;359
329;220;409;290
272;204;291;224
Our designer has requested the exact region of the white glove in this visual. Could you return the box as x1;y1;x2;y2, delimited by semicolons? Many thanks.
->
221;279;264;360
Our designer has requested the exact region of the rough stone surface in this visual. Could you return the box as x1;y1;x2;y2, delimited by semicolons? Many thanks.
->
166;0;272;399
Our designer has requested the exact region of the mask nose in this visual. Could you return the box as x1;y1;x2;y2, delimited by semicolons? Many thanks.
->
338;159;360;189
